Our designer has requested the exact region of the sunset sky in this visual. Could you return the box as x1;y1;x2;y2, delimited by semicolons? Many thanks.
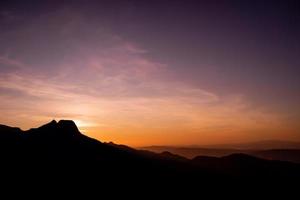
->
0;0;299;146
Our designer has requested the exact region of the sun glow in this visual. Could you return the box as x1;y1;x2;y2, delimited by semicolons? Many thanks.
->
72;120;98;132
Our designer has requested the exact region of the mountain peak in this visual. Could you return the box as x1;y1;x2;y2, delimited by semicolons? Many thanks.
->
32;119;81;136
38;119;57;130
50;119;57;124
57;120;80;135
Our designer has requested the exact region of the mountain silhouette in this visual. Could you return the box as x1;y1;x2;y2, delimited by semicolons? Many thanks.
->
141;145;300;163
0;120;299;194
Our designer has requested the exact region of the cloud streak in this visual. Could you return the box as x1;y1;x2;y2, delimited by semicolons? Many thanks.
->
0;40;288;146
0;6;297;146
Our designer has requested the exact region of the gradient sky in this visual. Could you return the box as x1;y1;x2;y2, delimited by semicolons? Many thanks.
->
0;0;299;146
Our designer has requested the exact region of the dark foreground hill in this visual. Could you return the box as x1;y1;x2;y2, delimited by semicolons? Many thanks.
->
0;120;299;195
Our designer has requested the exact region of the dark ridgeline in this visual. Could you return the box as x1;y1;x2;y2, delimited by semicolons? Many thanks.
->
0;120;299;194
141;145;300;163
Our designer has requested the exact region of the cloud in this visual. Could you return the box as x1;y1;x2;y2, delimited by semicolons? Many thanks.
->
0;6;295;145
0;54;285;136
0;56;26;73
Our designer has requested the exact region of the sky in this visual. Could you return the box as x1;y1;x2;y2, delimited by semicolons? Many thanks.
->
0;0;299;146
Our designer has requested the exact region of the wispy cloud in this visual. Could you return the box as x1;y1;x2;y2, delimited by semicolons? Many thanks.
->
0;6;296;146
0;41;287;145
0;56;26;72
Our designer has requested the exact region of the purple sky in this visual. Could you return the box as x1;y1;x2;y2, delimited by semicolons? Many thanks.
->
0;0;299;146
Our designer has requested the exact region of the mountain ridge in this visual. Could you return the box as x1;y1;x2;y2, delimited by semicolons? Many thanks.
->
0;120;299;192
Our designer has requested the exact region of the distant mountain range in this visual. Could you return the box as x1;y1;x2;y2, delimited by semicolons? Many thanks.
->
0;120;299;193
200;140;300;149
141;144;300;163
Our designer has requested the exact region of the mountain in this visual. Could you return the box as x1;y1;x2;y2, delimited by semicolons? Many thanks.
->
251;149;300;163
0;120;299;194
140;146;245;158
202;140;300;149
141;145;300;163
